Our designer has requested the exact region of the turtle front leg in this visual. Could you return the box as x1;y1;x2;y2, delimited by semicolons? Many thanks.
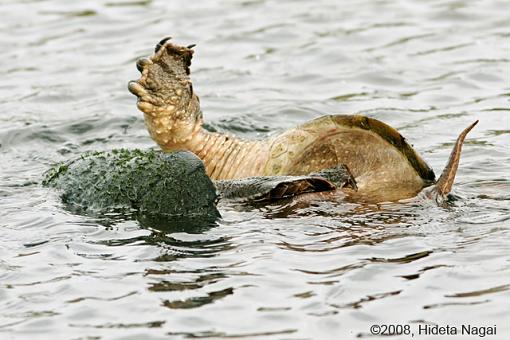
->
128;38;202;151
129;38;270;180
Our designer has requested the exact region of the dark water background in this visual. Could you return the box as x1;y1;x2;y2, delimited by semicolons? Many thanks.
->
1;0;509;339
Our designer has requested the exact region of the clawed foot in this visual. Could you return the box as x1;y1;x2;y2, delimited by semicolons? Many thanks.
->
128;37;202;148
128;37;197;117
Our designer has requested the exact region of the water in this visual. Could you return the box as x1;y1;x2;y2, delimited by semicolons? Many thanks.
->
1;0;509;339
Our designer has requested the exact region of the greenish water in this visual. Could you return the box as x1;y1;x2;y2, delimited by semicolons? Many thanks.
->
1;0;509;339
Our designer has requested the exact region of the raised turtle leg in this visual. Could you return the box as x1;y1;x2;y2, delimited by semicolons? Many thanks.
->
129;38;269;180
128;38;202;149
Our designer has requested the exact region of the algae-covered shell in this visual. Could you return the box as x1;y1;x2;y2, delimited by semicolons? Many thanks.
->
43;149;219;218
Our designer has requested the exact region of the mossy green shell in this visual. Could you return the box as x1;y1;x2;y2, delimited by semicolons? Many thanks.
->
43;149;219;218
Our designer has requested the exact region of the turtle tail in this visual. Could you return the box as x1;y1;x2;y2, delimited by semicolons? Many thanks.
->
434;120;478;197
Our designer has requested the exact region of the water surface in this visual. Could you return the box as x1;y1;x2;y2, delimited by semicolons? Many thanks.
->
1;0;509;339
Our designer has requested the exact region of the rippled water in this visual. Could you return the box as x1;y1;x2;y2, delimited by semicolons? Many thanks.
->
1;0;509;339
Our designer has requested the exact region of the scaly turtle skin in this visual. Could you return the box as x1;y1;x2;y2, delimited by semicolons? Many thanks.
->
128;38;477;203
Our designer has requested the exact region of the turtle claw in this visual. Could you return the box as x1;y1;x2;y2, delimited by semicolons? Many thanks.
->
136;57;152;72
186;44;196;49
155;36;172;53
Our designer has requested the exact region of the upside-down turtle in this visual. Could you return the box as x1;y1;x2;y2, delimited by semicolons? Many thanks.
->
128;37;478;203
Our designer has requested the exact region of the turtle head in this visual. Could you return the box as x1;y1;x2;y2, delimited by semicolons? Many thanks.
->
128;37;202;150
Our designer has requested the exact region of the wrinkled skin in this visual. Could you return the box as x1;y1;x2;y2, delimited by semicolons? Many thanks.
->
129;38;478;203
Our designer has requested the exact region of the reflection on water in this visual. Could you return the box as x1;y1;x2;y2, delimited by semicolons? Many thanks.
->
1;0;510;339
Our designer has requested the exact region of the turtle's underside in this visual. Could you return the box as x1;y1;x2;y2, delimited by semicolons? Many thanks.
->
128;37;477;203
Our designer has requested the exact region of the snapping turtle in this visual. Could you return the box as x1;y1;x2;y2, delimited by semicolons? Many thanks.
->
128;37;477;203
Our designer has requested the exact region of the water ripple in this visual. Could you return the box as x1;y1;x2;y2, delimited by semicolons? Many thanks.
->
2;0;510;338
